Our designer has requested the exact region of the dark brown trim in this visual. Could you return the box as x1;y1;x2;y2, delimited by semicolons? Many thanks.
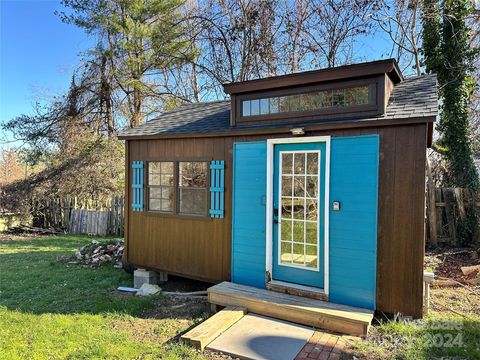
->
234;78;381;124
118;116;436;141
427;122;434;147
135;156;213;162
230;94;236;126
124;140;130;264
223;59;403;95
142;211;211;221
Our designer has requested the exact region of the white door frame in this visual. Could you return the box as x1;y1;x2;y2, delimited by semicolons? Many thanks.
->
266;136;331;295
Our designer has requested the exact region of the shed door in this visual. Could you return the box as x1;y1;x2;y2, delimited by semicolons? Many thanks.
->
272;142;326;288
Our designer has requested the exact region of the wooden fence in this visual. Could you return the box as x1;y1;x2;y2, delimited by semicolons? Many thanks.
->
31;196;124;236
426;187;480;246
22;188;480;243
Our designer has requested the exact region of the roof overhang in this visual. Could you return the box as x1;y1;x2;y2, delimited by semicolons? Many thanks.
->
223;59;403;95
119;115;435;144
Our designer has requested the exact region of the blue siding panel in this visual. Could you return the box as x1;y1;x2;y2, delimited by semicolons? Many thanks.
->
230;136;379;309
329;135;379;309
232;141;267;289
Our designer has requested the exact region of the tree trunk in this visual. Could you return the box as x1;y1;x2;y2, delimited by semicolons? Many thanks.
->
426;158;438;246
132;87;142;127
100;54;115;136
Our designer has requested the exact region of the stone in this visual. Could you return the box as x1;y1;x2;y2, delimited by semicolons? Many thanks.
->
461;265;480;276
134;269;159;289
136;283;161;297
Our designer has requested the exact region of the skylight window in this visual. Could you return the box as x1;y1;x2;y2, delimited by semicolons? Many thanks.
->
241;86;370;117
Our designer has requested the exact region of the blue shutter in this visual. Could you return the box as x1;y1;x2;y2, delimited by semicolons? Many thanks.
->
231;141;267;288
329;135;379;309
132;161;144;212
209;160;225;218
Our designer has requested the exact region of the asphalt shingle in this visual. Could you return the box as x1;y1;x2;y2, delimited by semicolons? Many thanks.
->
118;74;437;138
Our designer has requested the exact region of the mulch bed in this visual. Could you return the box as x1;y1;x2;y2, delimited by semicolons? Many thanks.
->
425;246;480;285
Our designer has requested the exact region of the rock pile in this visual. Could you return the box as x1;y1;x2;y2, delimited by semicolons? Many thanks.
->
73;239;124;267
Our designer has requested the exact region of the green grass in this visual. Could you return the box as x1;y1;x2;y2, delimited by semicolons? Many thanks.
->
0;235;207;360
354;314;480;359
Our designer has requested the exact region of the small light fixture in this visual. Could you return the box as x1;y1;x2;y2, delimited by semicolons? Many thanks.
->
290;127;305;136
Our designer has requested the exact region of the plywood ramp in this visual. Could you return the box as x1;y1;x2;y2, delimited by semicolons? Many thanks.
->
208;282;374;337
181;306;246;350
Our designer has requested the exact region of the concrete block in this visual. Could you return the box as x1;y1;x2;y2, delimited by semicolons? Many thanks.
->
157;271;168;284
134;269;158;289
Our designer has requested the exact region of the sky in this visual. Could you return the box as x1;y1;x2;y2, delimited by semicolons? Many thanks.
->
0;0;93;129
0;0;394;146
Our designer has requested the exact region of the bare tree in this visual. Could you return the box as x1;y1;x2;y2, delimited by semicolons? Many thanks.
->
368;0;423;75
184;0;282;95
301;0;375;68
277;0;314;72
0;149;25;186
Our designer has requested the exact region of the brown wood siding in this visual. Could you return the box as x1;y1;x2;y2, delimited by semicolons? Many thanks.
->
375;124;427;318
125;122;427;317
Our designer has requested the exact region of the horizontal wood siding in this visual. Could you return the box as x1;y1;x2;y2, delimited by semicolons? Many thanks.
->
329;135;379;309
125;122;427;317
231;141;267;288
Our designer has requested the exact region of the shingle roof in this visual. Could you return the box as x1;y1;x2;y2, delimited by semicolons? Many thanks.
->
118;74;437;139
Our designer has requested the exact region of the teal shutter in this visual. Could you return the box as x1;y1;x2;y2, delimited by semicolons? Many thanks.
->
209;160;225;218
231;141;267;288
329;135;379;309
132;161;144;212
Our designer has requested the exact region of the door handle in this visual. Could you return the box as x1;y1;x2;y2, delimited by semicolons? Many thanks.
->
273;208;279;223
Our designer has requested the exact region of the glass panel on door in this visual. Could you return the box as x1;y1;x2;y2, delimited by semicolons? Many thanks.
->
279;150;320;270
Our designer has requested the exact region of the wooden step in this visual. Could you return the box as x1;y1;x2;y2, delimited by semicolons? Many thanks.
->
266;280;328;301
208;282;373;337
181;306;247;350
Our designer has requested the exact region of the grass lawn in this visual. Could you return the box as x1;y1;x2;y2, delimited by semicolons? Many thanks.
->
1;234;479;359
352;248;480;360
0;234;210;360
353;309;480;359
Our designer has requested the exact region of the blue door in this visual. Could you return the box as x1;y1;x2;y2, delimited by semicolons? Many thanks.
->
272;142;326;288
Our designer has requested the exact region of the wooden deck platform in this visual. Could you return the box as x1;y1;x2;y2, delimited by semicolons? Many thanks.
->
208;282;374;337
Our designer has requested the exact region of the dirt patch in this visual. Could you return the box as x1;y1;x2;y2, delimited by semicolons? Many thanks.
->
137;295;234;359
425;246;480;284
136;276;235;359
160;275;214;293
424;246;480;317
0;232;45;241
142;296;210;321
431;286;480;317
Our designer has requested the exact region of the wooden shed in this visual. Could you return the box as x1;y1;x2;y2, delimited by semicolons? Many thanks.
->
118;59;437;320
